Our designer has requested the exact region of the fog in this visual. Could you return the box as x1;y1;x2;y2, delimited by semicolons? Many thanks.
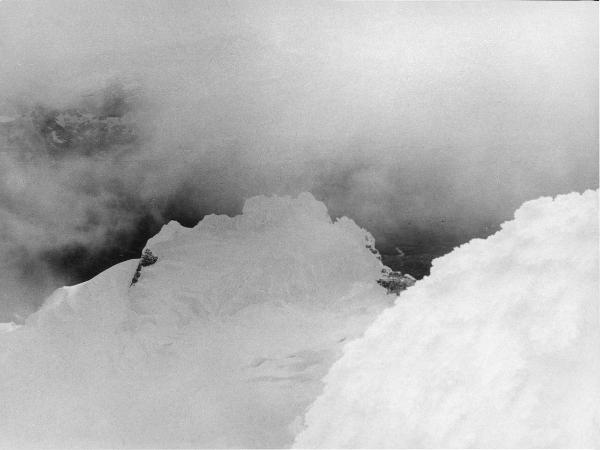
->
0;1;597;321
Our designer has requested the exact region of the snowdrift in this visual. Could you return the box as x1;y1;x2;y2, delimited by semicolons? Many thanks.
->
295;190;599;448
0;193;391;448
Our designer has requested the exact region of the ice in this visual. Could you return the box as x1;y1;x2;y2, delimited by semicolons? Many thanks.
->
0;193;390;448
294;189;599;448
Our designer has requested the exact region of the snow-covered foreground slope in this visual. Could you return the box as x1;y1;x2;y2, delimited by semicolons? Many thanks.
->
295;190;599;448
0;193;391;448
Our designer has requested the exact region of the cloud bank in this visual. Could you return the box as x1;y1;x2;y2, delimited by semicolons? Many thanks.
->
0;1;597;319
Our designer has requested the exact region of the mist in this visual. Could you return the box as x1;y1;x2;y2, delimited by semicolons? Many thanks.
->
0;1;597;321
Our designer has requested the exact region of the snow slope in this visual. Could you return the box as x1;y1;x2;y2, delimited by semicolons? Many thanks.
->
295;189;599;448
0;192;391;448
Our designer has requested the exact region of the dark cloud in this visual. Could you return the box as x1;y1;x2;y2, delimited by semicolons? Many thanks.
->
0;1;597;320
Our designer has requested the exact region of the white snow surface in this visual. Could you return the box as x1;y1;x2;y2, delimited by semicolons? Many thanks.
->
0;192;391;448
294;189;600;448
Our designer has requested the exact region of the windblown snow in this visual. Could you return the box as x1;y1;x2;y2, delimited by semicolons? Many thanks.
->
0;193;391;448
294;189;599;448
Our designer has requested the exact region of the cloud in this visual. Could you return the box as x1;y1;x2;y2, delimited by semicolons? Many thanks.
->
0;1;597;319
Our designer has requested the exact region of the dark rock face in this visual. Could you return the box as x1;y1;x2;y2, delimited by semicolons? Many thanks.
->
140;248;158;267
131;249;158;286
0;82;138;160
377;270;416;295
366;240;418;295
35;109;136;157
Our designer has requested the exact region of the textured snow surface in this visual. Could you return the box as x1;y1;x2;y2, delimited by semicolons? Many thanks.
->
0;193;390;448
295;189;599;448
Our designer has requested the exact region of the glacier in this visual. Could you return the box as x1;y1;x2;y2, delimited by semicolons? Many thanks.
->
0;192;391;448
294;189;599;448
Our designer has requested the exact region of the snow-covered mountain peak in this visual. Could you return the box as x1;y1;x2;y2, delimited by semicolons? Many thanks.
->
0;192;390;448
135;193;386;318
